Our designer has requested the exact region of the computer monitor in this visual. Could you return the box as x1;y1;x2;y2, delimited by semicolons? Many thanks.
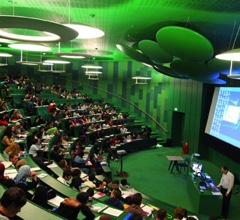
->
199;171;207;181
192;162;202;174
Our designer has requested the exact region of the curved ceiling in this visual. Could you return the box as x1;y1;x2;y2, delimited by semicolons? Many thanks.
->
0;0;240;84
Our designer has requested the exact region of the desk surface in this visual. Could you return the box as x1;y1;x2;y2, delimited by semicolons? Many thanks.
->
187;173;222;216
166;156;184;161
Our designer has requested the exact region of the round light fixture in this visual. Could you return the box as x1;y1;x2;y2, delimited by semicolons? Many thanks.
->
216;49;240;61
64;24;104;39
0;38;16;43
227;74;240;79
16;61;43;66
82;65;102;69
44;59;70;64
53;52;91;59
38;63;53;72
132;76;151;84
0;53;12;57
0;15;78;42
85;71;102;74
9;43;51;52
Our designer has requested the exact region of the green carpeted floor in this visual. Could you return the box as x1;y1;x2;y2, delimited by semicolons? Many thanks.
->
109;146;240;220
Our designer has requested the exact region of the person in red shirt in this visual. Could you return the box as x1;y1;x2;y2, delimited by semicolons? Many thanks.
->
0;112;9;126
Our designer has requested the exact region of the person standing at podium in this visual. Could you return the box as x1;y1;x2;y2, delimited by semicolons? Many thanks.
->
216;166;234;219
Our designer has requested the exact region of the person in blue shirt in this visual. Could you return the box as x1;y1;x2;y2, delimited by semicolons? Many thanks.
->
103;188;124;210
14;159;38;196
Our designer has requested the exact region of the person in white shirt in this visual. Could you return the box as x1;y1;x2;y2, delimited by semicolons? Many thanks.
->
28;139;42;156
120;125;128;134
57;169;72;186
216;166;234;219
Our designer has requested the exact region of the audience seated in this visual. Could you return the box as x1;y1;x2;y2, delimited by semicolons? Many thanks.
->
84;174;97;188
0;162;16;188
70;168;84;191
55;192;95;220
103;188;124;210
124;193;147;218
31;185;51;209
174;207;184;220
14;159;38;196
0;187;27;219
32;150;53;174
156;209;167;220
0;112;9;126
0;79;166;220
50;141;66;163
57;169;72;186
28;138;42;156
71;148;89;173
2;126;21;155
9;152;19;168
120;179;132;191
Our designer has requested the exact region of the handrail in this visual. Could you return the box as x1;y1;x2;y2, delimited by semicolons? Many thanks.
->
89;85;168;133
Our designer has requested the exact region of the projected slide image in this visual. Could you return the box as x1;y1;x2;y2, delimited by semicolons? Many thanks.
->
205;87;240;148
222;105;240;124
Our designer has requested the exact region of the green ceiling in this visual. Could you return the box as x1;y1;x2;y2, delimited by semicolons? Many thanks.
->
1;0;240;83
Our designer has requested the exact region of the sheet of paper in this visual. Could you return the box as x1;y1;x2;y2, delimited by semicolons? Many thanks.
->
1;161;12;168
4;169;17;175
91;202;108;213
212;191;222;195
30;167;42;172
37;173;48;178
47;163;58;168
93;191;106;199
103;207;123;217
48;195;64;207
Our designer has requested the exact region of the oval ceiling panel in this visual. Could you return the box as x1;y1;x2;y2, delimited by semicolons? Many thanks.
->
207;58;240;75
200;78;226;85
156;26;214;62
116;43;153;65
138;40;173;64
170;60;219;81
153;64;188;79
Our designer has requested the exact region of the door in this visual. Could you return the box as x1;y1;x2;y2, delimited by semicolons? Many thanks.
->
171;111;185;147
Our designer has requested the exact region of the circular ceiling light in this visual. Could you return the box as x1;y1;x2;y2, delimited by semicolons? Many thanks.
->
16;60;43;65
0;29;60;42
51;70;66;73
38;63;54;72
0;53;12;57
82;65;102;69
85;71;102;74
9;43;51;52
16;61;41;66
132;76;151;84
0;38;16;43
44;59;70;64
0;15;78;42
53;52;91;59
64;24;104;39
227;74;240;79
216;49;240;61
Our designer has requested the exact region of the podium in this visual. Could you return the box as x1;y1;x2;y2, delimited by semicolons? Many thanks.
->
116;150;128;177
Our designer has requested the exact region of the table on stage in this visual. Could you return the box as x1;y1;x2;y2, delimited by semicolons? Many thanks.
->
166;156;184;174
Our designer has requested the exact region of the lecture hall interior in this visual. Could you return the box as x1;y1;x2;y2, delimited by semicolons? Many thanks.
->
0;0;240;220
